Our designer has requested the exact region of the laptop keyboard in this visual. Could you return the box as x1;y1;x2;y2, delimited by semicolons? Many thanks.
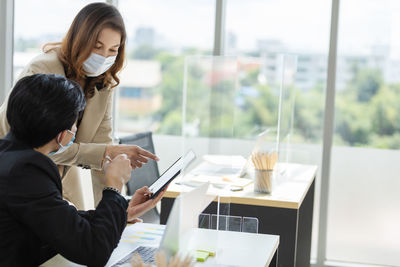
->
112;246;158;266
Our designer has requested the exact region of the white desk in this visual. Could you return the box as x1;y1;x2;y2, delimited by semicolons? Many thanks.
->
195;228;279;266
161;163;317;267
42;223;279;267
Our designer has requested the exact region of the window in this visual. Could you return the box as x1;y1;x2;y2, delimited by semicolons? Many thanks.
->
327;0;400;265
225;0;331;142
13;0;101;82
225;0;332;260
116;0;215;134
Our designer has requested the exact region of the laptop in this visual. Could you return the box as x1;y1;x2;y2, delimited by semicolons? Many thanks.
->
106;182;213;266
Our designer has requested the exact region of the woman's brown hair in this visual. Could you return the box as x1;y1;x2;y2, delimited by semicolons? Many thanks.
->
44;2;126;98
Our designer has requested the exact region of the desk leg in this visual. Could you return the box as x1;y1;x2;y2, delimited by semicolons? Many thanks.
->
296;180;315;267
160;198;174;225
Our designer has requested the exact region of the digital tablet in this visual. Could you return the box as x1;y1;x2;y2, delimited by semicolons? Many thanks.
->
149;150;196;199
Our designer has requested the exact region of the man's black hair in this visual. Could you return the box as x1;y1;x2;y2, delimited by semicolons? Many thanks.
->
7;74;86;148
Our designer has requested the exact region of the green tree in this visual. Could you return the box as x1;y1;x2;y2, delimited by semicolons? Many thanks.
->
370;86;398;136
14;38;39;52
158;110;182;135
154;54;185;135
334;67;385;147
293;85;324;142
350;68;383;102
233;84;279;138
335;93;371;146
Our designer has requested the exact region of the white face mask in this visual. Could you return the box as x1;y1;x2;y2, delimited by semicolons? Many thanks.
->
83;53;117;77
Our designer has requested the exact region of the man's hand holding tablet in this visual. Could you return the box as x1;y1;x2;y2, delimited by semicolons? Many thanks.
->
126;150;196;223
127;186;166;223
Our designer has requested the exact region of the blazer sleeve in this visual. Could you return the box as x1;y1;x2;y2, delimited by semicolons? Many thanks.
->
6;159;128;267
49;142;107;170
49;90;113;170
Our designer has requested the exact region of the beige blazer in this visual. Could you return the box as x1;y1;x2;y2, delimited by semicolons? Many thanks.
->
0;49;113;209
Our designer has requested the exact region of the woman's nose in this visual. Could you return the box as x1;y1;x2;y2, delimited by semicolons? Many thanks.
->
99;49;108;58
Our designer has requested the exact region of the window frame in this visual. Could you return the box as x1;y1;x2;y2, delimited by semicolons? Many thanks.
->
0;0;14;103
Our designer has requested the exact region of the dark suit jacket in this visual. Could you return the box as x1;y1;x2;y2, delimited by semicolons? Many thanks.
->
0;133;128;267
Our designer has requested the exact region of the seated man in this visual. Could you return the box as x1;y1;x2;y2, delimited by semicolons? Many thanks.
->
0;74;164;266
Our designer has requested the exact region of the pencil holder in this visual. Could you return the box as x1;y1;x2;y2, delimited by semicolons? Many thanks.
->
254;169;274;193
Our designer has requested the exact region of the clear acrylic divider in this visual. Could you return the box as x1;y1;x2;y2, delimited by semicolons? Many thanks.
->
199;214;259;233
198;213;211;229
178;55;294;257
180;56;238;259
242;217;259;233
275;54;297;179
211;214;241;232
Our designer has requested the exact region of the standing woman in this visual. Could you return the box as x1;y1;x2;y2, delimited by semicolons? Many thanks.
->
0;2;158;209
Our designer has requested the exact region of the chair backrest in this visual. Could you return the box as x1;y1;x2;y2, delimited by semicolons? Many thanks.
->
119;132;160;195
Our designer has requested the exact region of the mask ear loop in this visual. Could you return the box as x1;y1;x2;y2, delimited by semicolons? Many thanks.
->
56;132;65;148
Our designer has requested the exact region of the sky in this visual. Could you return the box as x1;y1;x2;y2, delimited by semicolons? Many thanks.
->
13;0;400;58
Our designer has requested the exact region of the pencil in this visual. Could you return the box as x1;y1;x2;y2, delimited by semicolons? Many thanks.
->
252;151;278;193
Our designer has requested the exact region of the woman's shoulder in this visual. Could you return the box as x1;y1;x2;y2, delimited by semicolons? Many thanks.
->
20;48;65;78
31;49;60;65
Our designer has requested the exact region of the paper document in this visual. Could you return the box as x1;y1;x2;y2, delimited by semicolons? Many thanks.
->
191;155;247;177
187;175;252;188
120;223;165;245
203;155;247;166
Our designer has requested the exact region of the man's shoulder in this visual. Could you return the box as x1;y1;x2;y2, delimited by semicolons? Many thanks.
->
0;139;59;180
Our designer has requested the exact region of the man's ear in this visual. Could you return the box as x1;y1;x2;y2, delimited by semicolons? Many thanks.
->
49;134;61;150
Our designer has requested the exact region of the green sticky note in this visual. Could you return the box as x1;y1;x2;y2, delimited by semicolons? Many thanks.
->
198;249;216;256
195;250;209;262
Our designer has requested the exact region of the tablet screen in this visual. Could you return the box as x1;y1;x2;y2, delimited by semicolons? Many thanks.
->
148;150;196;198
